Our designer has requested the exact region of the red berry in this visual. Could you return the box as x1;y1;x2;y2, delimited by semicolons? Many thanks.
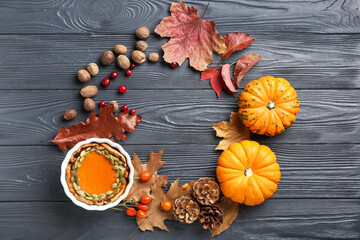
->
136;210;147;219
170;62;179;69
140;195;151;205
140;171;152;181
130;64;135;69
137;204;149;212
99;101;106;107
130;109;136;115
125;69;132;76
110;72;118;79
118;85;127;94
126;207;137;216
102;78;111;87
121;105;128;112
161;201;173;211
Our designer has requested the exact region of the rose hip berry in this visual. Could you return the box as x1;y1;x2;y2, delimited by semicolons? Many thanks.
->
125;69;132;76
121;105;128;112
130;63;135;69
102;78;111;87
170;62;179;69
126;207;137;217
140;195;151;204
110;72;118;79
130;109;136;115
99;101;106;107
118;85;127;94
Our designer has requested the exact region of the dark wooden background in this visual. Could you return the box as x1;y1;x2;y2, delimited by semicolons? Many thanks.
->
0;0;359;239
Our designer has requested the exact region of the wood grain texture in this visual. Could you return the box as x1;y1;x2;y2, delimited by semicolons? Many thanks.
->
0;144;359;201
0;89;358;145
0;0;359;34
0;33;359;90
0;200;358;240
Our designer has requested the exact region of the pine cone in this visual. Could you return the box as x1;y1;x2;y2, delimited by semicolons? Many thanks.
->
173;195;200;224
193;177;220;205
199;206;224;230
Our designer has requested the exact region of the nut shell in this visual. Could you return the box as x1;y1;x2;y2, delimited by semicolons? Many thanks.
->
117;55;130;69
136;26;150;39
80;85;98;98
101;51;115;65
86;63;99;76
63;109;77;120
135;40;148;51
78;69;91;83
148;53;159;62
109;101;119;112
114;44;127;55
83;98;95;112
131;50;146;64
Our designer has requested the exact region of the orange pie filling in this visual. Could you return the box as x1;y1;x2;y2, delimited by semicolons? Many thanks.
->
66;143;129;205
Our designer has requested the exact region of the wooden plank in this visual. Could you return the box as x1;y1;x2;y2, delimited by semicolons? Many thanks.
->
0;0;359;34
0;33;359;90
0;89;358;145
0;144;359;201
0;200;358;239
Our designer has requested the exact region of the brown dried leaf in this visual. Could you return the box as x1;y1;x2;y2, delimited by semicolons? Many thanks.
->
137;179;194;231
213;112;251;150
52;104;141;151
210;196;239;237
125;150;167;202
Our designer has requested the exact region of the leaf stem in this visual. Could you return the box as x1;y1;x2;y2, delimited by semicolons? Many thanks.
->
200;3;210;19
261;58;279;61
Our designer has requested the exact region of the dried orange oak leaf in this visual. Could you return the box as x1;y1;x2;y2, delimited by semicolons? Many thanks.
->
210;196;239;237
154;2;226;71
52;104;142;151
125;150;168;202
213;112;251;150
137;179;194;231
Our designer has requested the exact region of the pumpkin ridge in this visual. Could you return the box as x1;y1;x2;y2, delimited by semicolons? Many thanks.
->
242;107;266;128
275;108;296;127
244;83;267;102
249;110;270;135
253;171;279;184
270;111;285;135
264;110;273;136
274;83;292;102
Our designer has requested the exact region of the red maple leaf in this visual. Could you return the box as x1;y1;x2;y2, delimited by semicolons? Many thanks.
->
221;32;254;59
52;104;142;151
201;64;237;97
234;53;262;87
154;2;226;71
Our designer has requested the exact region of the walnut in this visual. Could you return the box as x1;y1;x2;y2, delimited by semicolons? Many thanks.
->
148;53;159;62
63;109;77;120
135;40;148;51
86;63;99;76
83;98;95;112
117;55;131;69
114;44;127;55
101;50;114;65
131;50;146;64
136;26;150;39
78;69;91;83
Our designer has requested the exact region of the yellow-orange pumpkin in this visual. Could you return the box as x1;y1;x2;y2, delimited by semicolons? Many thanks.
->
238;76;300;136
216;140;280;206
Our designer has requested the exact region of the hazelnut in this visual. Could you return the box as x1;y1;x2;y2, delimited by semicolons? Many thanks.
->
114;44;127;55
110;101;119;112
117;55;130;69
148;52;159;62
135;40;148;51
63;109;77;120
136;26;150;39
78;69;91;83
101;50;115;65
80;85;98;98
83;98;95;112
86;63;99;76
131;50;146;64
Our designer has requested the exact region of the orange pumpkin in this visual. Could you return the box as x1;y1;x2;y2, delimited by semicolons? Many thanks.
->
238;76;300;136
216;140;280;206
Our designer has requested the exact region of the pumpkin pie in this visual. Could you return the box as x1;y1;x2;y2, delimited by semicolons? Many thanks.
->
66;142;129;205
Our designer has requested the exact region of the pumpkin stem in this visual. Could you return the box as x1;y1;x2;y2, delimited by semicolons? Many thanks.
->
244;168;253;177
266;101;276;110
